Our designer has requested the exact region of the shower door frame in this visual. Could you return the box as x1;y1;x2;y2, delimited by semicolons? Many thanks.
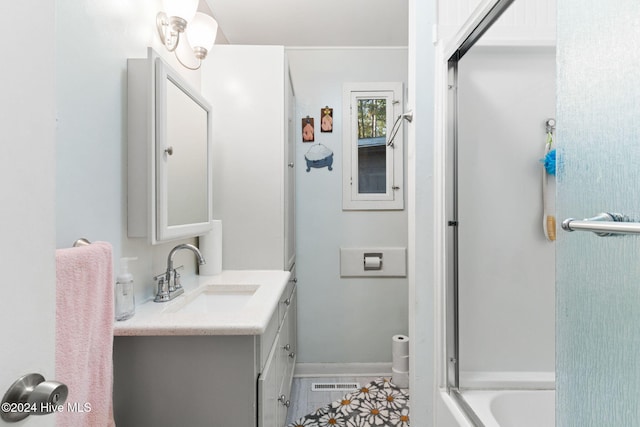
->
438;0;516;424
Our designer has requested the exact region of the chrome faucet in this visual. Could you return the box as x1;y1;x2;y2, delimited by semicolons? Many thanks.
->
154;243;206;302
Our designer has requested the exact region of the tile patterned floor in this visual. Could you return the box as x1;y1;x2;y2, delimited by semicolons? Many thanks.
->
287;377;377;424
286;377;410;427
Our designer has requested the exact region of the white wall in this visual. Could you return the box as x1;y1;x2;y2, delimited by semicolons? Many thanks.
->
287;48;408;365
408;0;438;424
457;48;556;375
55;0;207;304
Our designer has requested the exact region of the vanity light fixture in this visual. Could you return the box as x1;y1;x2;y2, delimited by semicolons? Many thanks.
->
156;0;218;70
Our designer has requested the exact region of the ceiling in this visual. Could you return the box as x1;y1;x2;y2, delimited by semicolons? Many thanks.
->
203;0;408;47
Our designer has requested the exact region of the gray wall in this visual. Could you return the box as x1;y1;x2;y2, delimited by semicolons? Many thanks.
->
457;48;556;375
288;48;409;364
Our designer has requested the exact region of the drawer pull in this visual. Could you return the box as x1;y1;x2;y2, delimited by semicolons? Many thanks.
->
278;395;290;407
283;344;291;351
284;298;291;306
289;352;296;359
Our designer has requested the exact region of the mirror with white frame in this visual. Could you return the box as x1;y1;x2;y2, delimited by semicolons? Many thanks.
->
155;57;211;241
127;50;212;244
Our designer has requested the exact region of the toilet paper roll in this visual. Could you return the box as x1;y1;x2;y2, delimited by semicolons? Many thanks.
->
392;334;409;383
393;354;409;372
392;334;409;358
392;368;409;389
364;256;381;269
198;220;222;276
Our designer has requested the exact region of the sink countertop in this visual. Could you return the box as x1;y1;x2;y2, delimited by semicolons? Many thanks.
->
113;270;291;336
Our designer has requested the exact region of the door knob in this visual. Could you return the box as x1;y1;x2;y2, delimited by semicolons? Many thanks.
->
1;373;68;422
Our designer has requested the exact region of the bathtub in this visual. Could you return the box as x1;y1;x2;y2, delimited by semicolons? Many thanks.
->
461;389;555;427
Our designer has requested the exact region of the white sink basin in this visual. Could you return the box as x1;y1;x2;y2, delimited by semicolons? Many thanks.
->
165;284;259;314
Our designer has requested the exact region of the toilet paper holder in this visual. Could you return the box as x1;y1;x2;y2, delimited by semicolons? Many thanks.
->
1;373;68;422
363;252;383;270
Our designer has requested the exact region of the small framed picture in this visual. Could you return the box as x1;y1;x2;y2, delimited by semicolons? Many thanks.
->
321;107;333;133
302;117;315;142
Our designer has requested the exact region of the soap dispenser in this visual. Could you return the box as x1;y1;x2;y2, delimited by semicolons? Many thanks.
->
115;257;137;321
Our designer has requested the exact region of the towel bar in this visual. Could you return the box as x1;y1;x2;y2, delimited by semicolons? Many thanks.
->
562;212;640;236
72;238;91;247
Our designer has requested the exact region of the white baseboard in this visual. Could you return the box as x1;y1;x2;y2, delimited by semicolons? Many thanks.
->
294;363;392;378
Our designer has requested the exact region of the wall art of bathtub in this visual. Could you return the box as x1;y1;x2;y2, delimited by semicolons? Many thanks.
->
304;143;333;172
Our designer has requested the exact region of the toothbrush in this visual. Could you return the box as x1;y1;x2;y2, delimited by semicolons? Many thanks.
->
542;133;556;241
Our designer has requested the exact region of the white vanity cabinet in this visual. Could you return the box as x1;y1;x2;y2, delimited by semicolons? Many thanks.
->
201;45;296;271
113;273;297;427
259;276;297;426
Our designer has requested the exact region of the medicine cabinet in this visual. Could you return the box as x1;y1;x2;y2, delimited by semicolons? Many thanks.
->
127;49;213;244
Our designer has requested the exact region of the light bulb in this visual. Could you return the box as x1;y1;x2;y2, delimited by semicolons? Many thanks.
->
186;12;218;59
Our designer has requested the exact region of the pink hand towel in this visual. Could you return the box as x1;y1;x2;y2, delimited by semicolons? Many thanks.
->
55;241;116;427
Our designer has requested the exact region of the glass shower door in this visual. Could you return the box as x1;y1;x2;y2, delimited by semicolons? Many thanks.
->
557;0;640;424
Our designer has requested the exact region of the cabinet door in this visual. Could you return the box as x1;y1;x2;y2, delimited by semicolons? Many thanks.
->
276;309;290;398
275;285;298;426
258;331;280;427
277;287;297;427
276;312;290;427
285;286;297;384
203;45;287;270
284;72;296;270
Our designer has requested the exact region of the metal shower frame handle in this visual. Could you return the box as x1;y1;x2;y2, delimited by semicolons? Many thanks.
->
562;212;640;236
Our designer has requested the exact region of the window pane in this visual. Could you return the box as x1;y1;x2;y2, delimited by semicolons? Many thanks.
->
357;98;387;193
